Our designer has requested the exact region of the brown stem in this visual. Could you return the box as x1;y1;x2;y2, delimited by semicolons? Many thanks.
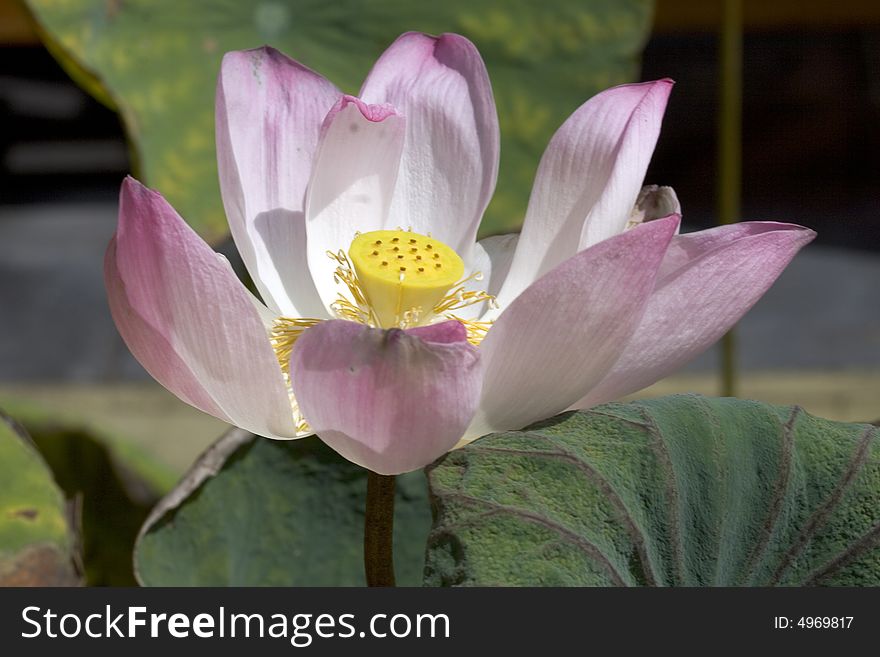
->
364;471;396;587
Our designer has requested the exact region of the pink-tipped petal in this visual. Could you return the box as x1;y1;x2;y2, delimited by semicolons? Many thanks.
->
656;220;795;278
106;177;299;439
216;47;340;317
576;222;817;408
497;80;673;309
463;215;680;442
290;319;482;474
360;32;499;261
106;238;228;421
305;96;406;313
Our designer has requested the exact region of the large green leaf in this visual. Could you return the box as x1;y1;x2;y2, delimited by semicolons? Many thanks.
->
29;426;162;586
135;429;432;586
25;0;653;242
0;413;79;586
0;399;178;584
425;396;880;586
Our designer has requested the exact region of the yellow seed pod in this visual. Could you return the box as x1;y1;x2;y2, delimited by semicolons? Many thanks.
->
348;229;464;328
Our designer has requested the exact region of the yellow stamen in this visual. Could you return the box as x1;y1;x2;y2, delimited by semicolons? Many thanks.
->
432;271;496;317
447;315;493;346
270;317;321;375
326;250;379;326
270;316;320;433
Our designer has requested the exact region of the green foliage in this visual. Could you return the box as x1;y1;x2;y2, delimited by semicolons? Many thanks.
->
0;395;179;494
25;0;653;242
135;430;432;586
29;426;161;586
0;400;177;584
0;413;79;585
4;398;176;586
425;396;880;586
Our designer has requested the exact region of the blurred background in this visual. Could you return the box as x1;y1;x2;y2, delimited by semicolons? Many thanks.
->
1;0;878;485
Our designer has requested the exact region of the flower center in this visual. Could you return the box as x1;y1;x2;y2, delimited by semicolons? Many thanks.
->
272;228;495;391
348;229;465;328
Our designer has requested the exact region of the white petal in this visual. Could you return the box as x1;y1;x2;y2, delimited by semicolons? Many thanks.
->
360;32;500;262
304;96;406;313
455;233;518;321
216;47;340;318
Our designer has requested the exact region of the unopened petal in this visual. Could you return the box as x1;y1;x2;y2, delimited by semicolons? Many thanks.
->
628;185;681;230
106;177;299;439
291;319;482;474
576;222;817;408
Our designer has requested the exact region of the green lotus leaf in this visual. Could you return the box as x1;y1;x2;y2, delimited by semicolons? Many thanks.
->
135;429;431;586
425;396;880;586
0;412;79;586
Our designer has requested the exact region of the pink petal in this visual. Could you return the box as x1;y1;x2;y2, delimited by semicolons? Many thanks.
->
106;177;299;438
290;319;482;474
304;96;406;313
463;215;680;442
216;47;340;317
360;32;499;261
106;238;227;422
497;80;672;310
576;222;817;408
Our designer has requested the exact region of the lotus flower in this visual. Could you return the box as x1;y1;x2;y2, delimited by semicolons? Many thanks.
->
105;32;814;475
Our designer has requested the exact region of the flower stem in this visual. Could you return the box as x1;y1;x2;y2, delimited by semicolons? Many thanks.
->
364;471;396;587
